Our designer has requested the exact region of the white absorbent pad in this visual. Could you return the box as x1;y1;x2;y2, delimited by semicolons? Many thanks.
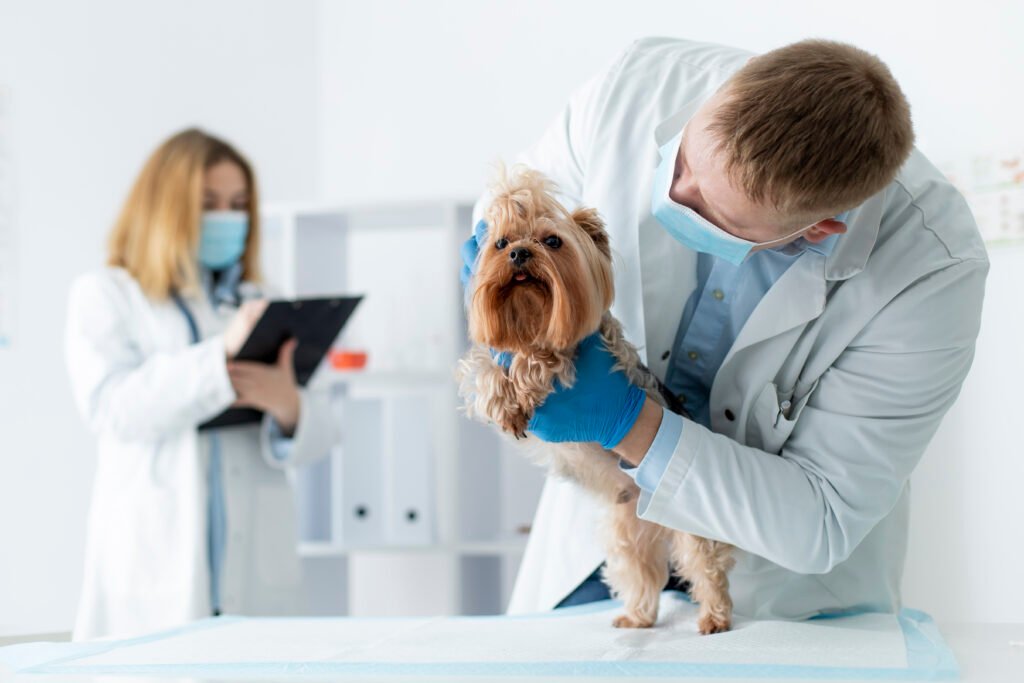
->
0;593;957;679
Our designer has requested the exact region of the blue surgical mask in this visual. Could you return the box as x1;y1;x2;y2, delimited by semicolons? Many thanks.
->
199;211;249;270
651;129;815;265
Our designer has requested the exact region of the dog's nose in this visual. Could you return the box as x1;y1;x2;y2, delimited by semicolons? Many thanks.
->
509;247;532;266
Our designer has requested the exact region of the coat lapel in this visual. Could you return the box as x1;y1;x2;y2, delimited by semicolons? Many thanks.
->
637;96;706;379
720;250;828;370
718;191;885;372
639;212;696;380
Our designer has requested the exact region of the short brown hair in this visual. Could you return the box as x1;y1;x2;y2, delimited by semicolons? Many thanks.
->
107;128;262;299
708;39;914;218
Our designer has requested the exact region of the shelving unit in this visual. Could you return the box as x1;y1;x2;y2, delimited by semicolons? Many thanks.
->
260;200;543;618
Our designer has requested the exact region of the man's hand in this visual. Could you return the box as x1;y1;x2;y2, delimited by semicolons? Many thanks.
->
461;219;512;365
526;333;646;450
459;219;488;290
228;338;301;435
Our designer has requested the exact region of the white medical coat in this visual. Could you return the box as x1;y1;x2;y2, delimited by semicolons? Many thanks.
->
65;267;338;640
504;37;988;618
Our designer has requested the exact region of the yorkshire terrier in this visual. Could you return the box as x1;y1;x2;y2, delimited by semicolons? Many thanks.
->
457;166;734;634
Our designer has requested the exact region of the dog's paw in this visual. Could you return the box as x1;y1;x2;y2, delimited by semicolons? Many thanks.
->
496;409;529;439
697;614;730;635
612;614;655;629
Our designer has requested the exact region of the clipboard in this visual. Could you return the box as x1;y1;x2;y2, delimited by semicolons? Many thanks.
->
199;295;363;430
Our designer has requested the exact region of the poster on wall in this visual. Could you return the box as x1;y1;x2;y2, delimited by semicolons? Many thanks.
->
0;85;14;348
942;153;1024;246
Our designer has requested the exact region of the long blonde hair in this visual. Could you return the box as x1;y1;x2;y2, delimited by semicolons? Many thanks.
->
107;128;262;299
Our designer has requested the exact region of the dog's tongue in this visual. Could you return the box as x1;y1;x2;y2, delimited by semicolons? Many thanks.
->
514;273;528;282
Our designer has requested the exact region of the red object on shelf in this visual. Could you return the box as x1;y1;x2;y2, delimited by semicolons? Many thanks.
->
329;349;368;370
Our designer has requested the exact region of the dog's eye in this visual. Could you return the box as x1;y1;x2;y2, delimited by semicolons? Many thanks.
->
543;235;562;249
494;238;509;250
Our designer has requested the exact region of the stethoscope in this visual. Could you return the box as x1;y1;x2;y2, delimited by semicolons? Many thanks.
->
171;284;241;345
171;293;201;345
170;289;229;617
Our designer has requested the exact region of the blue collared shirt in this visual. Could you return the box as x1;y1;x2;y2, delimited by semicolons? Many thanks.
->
624;222;845;493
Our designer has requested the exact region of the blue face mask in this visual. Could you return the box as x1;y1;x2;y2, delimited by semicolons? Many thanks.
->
199;211;249;271
651;129;816;265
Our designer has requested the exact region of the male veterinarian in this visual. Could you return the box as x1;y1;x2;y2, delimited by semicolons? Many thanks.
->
462;38;988;619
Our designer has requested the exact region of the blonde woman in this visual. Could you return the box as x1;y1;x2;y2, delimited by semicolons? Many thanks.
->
65;129;337;641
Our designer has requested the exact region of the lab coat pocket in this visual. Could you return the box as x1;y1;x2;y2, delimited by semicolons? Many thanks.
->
747;379;819;454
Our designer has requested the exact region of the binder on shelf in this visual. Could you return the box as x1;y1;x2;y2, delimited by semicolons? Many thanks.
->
384;396;435;546
337;397;386;546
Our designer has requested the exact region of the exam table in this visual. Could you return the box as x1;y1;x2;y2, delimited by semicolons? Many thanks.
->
2;594;1021;682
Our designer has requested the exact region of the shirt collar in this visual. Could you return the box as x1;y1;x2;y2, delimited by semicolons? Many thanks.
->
200;262;243;308
774;210;850;257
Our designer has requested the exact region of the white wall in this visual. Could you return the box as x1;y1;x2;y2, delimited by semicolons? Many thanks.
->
316;0;1024;622
0;0;320;636
317;0;1024;205
901;245;1024;624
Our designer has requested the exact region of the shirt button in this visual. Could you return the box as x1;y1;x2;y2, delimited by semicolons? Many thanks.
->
688;350;699;361
724;409;736;421
661;350;670;361
712;289;725;301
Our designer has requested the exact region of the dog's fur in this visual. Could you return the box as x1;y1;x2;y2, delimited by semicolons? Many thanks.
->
457;167;735;634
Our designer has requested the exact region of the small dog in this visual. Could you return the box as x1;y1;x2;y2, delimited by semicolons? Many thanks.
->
457;166;734;634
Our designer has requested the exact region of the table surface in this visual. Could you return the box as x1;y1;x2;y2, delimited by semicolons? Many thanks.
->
2;622;1022;682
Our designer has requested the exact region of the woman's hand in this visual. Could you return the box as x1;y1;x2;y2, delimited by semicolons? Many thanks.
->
223;299;268;358
228;339;301;435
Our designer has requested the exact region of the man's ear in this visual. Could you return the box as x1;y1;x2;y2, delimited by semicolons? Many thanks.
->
571;207;611;259
804;217;847;244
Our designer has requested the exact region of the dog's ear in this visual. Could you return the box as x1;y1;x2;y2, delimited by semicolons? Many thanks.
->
571;207;611;260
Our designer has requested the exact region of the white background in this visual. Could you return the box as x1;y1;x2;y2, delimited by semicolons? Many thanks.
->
1;0;1022;635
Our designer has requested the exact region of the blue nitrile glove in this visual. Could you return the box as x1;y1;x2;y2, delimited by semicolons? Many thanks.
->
459;219;489;289
527;333;646;450
461;218;511;365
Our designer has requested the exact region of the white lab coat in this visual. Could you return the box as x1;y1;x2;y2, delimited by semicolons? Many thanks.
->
65;267;338;641
503;38;988;618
